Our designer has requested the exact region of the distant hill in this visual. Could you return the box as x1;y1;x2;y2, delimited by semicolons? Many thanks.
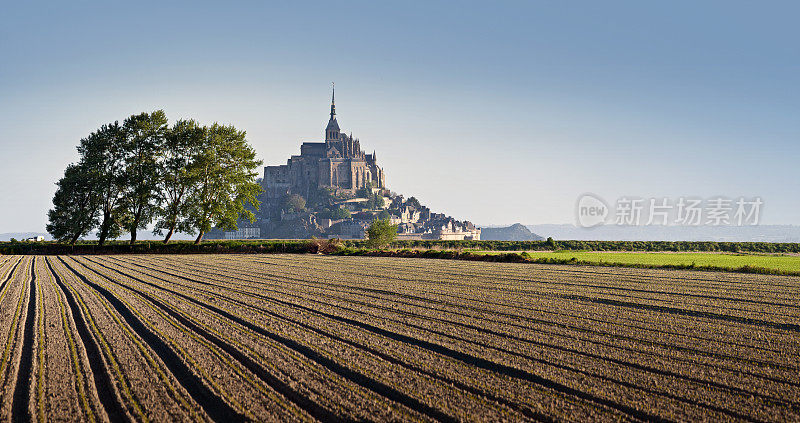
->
0;232;51;242
481;223;544;241
527;224;800;242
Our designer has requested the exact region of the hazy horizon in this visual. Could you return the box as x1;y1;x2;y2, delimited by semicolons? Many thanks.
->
2;1;799;234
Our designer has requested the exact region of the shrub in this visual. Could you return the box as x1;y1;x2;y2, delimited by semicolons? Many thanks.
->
332;206;351;220
366;218;398;249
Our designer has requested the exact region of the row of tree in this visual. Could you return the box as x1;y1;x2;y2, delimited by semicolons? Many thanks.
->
47;110;262;245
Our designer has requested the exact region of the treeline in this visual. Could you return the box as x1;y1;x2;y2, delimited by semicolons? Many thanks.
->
3;238;799;256
0;240;311;255
345;239;800;253
47;110;262;245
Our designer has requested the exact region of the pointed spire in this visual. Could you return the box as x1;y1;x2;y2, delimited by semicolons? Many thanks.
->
325;82;340;141
330;82;336;119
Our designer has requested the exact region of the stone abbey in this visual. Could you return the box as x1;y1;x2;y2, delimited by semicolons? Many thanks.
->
204;86;481;241
263;86;386;200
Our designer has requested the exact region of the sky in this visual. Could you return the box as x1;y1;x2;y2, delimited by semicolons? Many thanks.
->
1;0;798;233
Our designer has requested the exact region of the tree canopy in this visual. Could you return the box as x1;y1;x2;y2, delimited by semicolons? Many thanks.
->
119;110;168;244
366;217;398;248
153;119;206;243
47;112;262;245
186;123;263;244
77;121;127;245
283;194;307;213
46;163;101;244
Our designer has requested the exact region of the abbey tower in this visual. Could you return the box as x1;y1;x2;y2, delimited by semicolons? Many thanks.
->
263;85;386;200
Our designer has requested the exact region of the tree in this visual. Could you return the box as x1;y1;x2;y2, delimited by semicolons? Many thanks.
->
186;123;263;244
46;163;101;244
377;210;391;220
332;206;351;220
363;192;385;210
120;110;168;244
406;196;422;209
283;194;306;213
154;119;205;243
78;121;127;245
356;181;373;198
366;217;398;248
307;187;334;208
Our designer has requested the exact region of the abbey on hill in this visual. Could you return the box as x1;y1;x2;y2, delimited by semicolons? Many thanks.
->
210;87;480;240
263;86;386;199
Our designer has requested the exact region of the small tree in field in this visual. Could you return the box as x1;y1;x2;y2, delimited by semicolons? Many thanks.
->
366;217;398;249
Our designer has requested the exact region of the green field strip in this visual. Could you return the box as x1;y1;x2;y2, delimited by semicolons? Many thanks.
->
300;253;797;292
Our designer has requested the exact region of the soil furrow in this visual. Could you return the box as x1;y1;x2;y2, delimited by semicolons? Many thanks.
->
55;257;244;422
109;256;667;422
77;256;461;423
46;257;132;422
11;257;38;421
5;253;797;422
91;256;557;422
133;255;800;377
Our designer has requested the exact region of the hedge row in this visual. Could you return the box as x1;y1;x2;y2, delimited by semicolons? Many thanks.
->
0;240;315;255
344;239;800;253
3;239;799;255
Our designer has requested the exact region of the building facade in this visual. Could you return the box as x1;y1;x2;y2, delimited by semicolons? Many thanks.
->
263;86;386;199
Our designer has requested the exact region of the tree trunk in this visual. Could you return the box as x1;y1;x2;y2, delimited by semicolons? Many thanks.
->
194;231;204;245
163;226;175;244
98;213;110;246
70;232;80;246
129;212;141;245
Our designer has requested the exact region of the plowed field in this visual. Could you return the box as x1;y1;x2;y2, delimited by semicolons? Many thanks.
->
0;254;798;422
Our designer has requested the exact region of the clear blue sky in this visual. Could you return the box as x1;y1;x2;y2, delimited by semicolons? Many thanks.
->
1;1;798;233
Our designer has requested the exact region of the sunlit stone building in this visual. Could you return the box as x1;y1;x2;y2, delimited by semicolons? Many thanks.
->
263;86;386;199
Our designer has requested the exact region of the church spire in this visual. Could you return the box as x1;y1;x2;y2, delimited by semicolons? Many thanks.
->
325;82;340;142
330;82;336;119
